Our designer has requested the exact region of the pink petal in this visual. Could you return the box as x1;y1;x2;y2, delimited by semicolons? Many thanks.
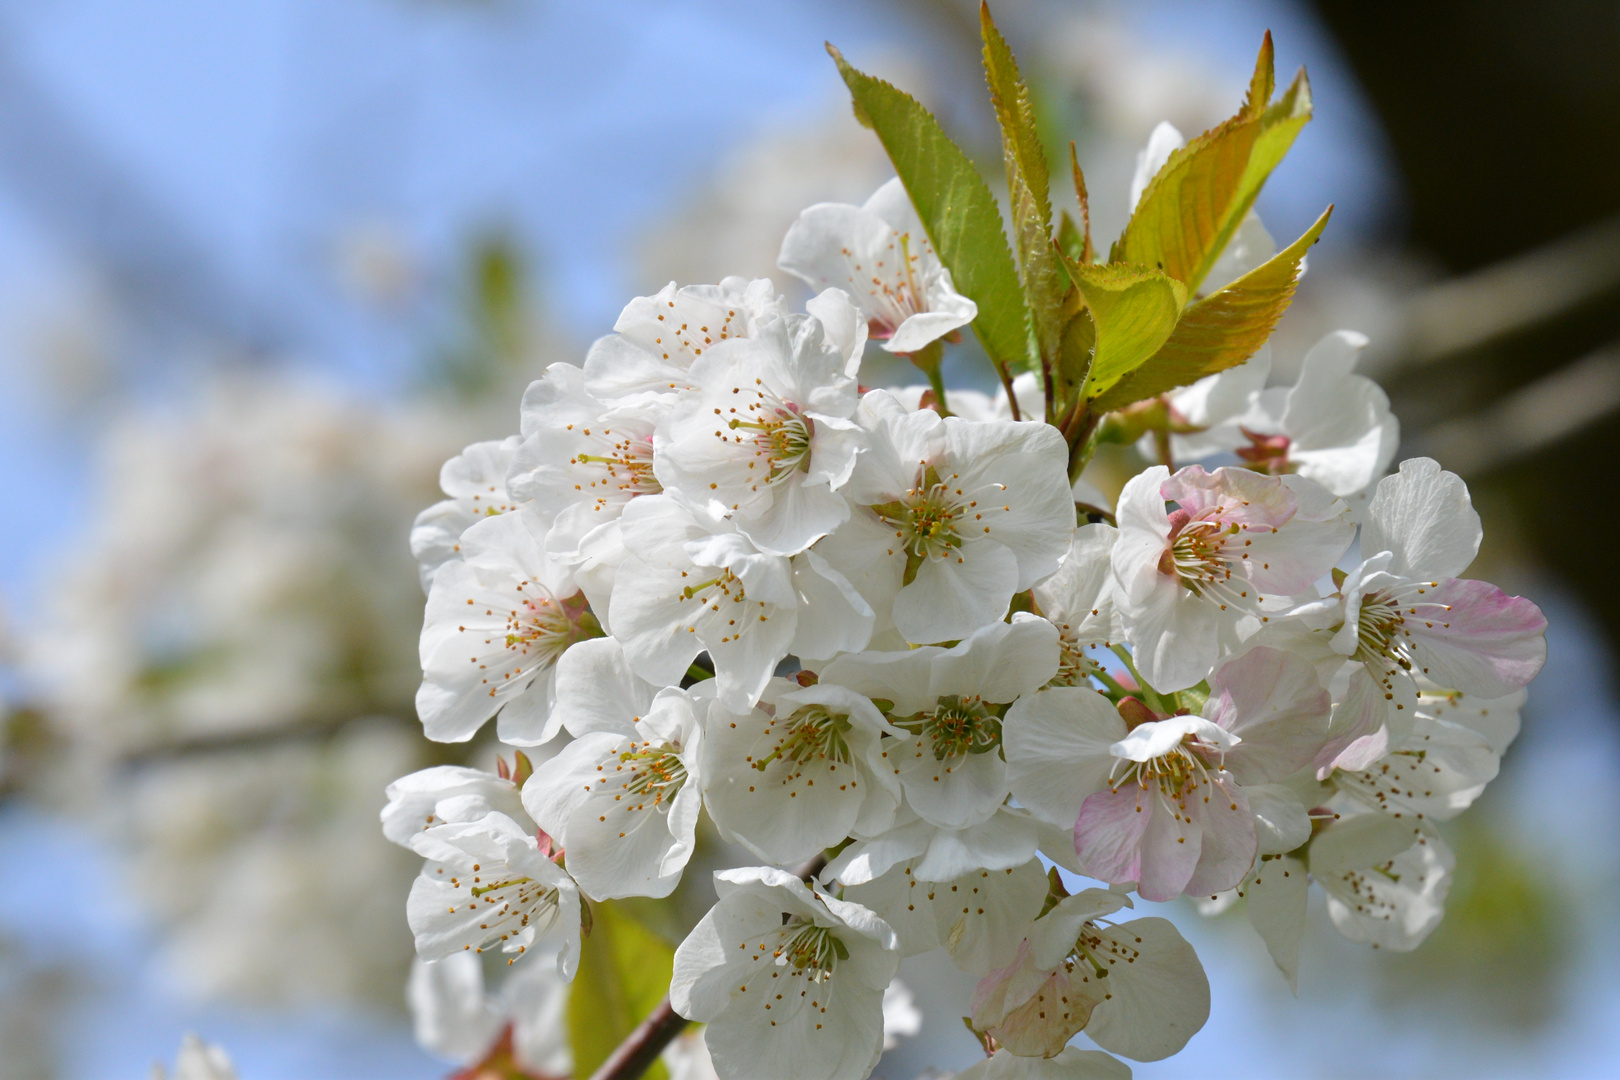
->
1137;790;1203;901
1073;783;1151;887
1184;773;1258;896
1408;578;1547;696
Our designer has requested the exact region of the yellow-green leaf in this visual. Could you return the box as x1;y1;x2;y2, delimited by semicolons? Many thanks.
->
829;45;1034;374
981;3;1063;366
1058;260;1187;402
1110;35;1312;295
1090;205;1332;413
568;900;677;1080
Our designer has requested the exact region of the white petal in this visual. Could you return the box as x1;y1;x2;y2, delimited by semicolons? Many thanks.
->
1363;458;1481;580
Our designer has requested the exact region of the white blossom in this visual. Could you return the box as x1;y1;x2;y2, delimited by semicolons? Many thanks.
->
654;306;865;555
778;178;978;354
416;512;599;744
703;678;904;865
821;615;1059;831
670;866;900;1080
406;811;581;973
522;686;705;900
411;435;525;592
610;493;871;709
823;389;1073;644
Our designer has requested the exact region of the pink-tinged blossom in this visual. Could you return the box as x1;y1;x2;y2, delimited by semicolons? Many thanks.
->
970;887;1209;1062
1325;459;1545;753
1016;647;1330;901
778;178;978;354
1112;464;1353;692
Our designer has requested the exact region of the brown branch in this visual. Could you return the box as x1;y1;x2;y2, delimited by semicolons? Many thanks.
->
585;853;832;1080
585;998;691;1080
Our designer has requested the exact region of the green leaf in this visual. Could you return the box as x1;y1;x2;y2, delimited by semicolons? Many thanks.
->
829;45;1034;374
1057;259;1187;403
568;900;677;1080
1089;205;1332;413
1110;35;1312;295
980;3;1064;366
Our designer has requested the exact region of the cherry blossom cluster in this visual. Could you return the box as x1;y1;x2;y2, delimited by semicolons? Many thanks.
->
383;141;1547;1079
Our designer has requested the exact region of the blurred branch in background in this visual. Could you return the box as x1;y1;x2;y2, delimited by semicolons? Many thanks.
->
1408;345;1620;479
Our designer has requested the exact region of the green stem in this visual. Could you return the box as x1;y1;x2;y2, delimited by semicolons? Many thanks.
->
1092;667;1130;700
1108;643;1167;713
908;340;951;415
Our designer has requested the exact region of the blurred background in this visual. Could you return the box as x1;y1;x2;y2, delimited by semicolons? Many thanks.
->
0;0;1616;1077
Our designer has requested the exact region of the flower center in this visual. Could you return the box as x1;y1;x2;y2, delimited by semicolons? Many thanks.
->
676;568;767;645
574;431;662;504
449;870;563;959
506;591;602;664
1109;739;1227;805
752;705;855;773
896;694;1002;759
613;741;688;808
860;229;926;339
1349;580;1448;683
1154;508;1259;612
870;465;988;585
711;382;817;487
1053;636;1106;687
776;918;848;978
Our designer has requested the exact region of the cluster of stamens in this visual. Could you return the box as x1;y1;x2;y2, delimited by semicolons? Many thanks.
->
751;705;855;775
1156;509;1260;612
776;917;848;978
569;427;661;510
1350;582;1448;686
500;590;600;669
710;382;815;489
442;863;562;961
872;465;1008;584
897;694;1001;760
604;740;688;810
846;230;926;339
677;567;768;643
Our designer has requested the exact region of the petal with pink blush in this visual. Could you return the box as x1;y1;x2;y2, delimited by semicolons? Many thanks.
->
1159;465;1297;529
1136;787;1204;902
1207;646;1332;785
1184;773;1257;897
1073;783;1151;888
1407;577;1547;696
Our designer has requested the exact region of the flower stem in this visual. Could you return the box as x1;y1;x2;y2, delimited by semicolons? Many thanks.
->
1108;643;1167;714
909;340;952;416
